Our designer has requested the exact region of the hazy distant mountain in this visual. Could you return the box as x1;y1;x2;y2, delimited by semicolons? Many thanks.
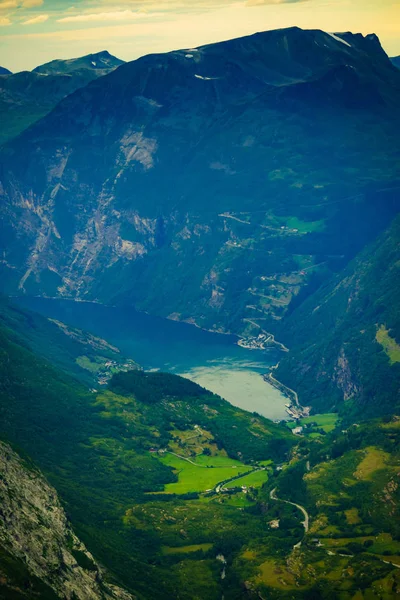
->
32;49;124;76
391;55;400;68
0;28;399;340
0;50;124;145
0;66;11;75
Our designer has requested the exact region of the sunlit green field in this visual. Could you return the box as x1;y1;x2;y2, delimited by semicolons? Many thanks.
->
158;453;250;493
288;413;339;433
282;216;325;233
161;543;213;555
224;469;269;489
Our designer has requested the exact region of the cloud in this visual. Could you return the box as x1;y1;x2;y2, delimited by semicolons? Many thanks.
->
0;0;43;11
22;12;48;24
0;0;17;10
57;9;164;23
246;0;309;4
0;15;11;24
22;0;43;7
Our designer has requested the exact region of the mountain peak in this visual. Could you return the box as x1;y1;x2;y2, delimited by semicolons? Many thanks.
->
32;50;124;75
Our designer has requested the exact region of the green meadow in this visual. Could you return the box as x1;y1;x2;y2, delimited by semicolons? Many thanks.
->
158;453;250;494
288;413;339;433
224;469;269;489
161;544;213;555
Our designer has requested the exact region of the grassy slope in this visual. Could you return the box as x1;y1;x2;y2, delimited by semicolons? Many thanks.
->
234;417;400;599
276;215;400;418
0;297;136;385
376;325;400;364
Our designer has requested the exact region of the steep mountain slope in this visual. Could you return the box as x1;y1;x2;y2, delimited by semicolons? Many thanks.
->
275;214;400;417
0;28;399;337
0;67;11;75
0;297;139;386
391;56;400;68
0;51;124;145
0;441;133;600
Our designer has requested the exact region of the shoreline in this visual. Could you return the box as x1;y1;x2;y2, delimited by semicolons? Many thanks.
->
14;294;297;419
12;295;289;351
263;370;310;419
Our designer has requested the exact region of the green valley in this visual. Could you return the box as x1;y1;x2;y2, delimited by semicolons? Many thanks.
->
0;300;295;598
1;296;400;599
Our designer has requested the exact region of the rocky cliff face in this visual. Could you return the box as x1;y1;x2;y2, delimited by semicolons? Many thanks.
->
0;440;133;600
1;28;399;336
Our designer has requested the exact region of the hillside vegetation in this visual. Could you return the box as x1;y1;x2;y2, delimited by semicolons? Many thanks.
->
246;418;400;599
0;301;294;598
0;297;138;386
276;215;400;418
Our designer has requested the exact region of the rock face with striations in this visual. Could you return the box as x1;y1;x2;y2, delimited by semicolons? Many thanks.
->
0;28;399;336
0;440;134;599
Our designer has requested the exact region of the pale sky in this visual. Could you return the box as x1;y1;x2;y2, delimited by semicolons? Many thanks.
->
0;0;399;72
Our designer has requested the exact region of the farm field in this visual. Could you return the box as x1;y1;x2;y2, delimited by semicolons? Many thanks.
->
288;413;339;433
161;544;213;555
158;452;250;494
224;469;269;489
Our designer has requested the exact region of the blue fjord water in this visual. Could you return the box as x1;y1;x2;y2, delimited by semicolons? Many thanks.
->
16;297;288;420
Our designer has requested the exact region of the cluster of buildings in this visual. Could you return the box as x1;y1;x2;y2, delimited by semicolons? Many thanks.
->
238;333;271;350
97;358;137;385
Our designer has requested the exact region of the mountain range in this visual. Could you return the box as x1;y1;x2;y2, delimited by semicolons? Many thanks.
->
0;27;399;416
0;50;124;145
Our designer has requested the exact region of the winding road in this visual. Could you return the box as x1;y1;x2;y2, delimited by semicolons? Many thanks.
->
270;487;309;532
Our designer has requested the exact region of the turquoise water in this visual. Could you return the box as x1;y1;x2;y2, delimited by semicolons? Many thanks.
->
16;297;288;420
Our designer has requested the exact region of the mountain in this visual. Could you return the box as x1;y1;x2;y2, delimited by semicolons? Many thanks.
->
0;28;399;338
32;50;124;76
0;66;11;75
0;51;124;145
275;214;400;418
0;440;133;600
391;56;400;68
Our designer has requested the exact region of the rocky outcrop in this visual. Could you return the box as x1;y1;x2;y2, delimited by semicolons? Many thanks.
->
334;348;360;401
0;441;134;600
